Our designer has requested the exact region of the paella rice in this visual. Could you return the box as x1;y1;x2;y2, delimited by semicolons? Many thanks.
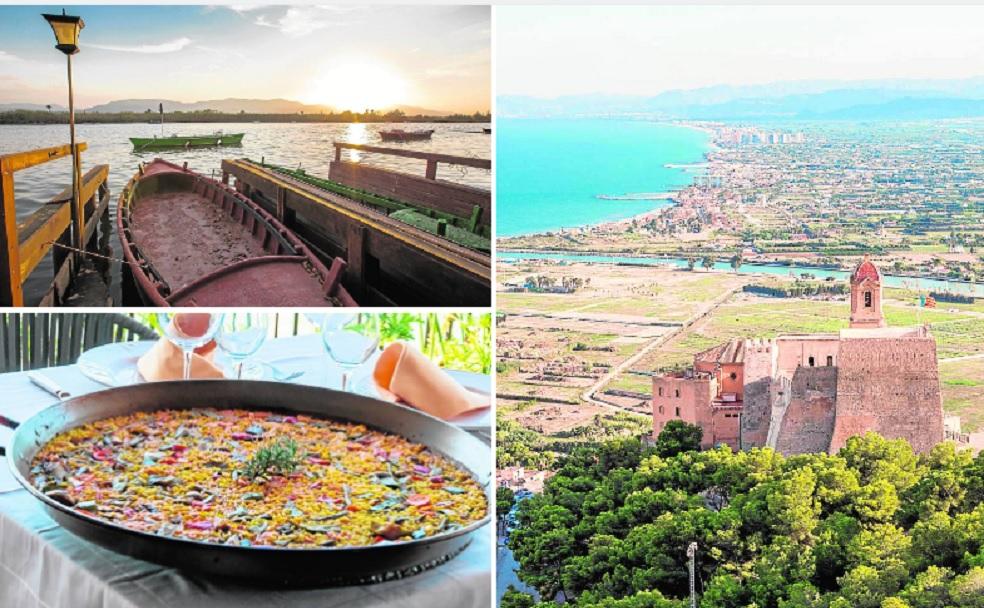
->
30;408;487;548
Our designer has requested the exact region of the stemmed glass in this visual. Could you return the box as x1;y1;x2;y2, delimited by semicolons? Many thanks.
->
156;313;223;380
321;314;380;392
215;313;269;379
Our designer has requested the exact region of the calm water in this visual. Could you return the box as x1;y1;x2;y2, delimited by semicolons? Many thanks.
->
499;251;984;297
496;118;709;236
0;122;490;304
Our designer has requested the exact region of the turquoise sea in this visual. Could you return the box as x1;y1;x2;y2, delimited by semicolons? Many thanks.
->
496;118;710;236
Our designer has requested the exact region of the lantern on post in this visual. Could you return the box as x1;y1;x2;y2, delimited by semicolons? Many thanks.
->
42;9;85;260
42;10;83;54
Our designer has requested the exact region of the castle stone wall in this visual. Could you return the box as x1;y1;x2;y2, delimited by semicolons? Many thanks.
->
710;407;741;450
774;366;838;455
653;375;713;446
740;339;774;448
830;336;943;454
774;336;840;378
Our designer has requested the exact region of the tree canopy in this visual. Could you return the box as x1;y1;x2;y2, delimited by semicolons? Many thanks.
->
506;433;984;608
654;420;703;458
499;486;517;520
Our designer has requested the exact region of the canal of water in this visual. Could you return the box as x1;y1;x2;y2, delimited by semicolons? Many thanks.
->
499;250;984;298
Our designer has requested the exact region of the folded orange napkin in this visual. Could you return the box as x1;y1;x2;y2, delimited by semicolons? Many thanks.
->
137;338;224;382
372;342;488;420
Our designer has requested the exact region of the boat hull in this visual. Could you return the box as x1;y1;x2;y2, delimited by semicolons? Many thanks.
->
378;129;434;142
129;133;245;150
264;162;490;252
117;159;357;307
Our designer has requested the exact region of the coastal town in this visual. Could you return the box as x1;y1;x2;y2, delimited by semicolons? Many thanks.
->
500;119;984;288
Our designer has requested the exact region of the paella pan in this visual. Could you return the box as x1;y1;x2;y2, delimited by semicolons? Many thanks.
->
1;380;491;586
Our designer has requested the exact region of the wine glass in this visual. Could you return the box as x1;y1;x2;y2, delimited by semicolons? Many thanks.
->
215;313;269;379
302;313;328;330
321;314;379;392
156;313;223;380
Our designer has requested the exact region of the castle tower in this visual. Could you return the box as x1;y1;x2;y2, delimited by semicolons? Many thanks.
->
849;255;886;328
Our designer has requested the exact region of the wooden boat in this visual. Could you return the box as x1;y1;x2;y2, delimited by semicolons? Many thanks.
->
482;127;491;134
378;129;434;143
129;132;244;151
264;162;491;252
117;159;357;307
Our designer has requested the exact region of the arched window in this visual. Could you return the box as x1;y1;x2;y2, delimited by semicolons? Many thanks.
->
729;372;737;380
675;389;680;398
808;356;815;367
827;355;833;366
658;387;663;396
864;291;872;307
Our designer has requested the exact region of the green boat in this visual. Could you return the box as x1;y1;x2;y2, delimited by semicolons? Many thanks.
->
129;132;244;151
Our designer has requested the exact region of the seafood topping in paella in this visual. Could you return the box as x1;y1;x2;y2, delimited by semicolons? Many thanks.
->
30;409;487;548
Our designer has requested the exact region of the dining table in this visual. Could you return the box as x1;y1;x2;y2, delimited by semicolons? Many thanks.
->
0;334;492;608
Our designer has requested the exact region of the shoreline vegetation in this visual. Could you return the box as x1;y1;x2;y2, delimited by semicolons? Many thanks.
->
0;109;492;125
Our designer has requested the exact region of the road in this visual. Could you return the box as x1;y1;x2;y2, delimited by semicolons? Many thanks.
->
580;284;744;410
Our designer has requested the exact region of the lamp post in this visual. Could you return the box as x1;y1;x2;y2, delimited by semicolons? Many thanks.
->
687;542;697;608
42;9;85;262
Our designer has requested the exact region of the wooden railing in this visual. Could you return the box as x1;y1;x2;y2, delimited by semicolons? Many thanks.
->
0;144;110;306
332;142;491;180
329;143;491;232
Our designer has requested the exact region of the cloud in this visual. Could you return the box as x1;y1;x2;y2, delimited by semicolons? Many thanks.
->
88;37;193;54
0;51;21;62
254;6;364;37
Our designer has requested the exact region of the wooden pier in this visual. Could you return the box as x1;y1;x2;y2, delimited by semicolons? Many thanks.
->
222;144;491;306
0;144;111;307
0;142;490;307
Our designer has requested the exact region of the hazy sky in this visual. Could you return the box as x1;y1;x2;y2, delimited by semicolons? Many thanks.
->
498;5;984;97
0;5;490;112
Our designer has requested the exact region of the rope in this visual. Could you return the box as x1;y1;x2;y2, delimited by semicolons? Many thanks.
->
43;241;146;268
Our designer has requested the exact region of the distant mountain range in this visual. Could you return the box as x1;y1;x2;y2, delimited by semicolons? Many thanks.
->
86;98;332;114
498;76;984;121
0;98;450;116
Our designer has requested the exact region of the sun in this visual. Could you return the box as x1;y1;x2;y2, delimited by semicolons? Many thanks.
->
300;61;409;113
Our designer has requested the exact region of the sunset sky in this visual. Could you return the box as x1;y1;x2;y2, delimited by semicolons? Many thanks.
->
0;5;490;113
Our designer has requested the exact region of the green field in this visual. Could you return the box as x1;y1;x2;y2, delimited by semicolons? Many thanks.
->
940;358;984;432
603;292;984;431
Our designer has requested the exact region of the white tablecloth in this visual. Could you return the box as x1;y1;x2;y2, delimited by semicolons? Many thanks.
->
0;336;491;608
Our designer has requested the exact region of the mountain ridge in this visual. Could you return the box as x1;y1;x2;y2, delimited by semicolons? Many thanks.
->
498;76;984;120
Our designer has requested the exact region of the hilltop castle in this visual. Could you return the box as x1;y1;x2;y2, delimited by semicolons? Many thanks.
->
652;257;945;454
